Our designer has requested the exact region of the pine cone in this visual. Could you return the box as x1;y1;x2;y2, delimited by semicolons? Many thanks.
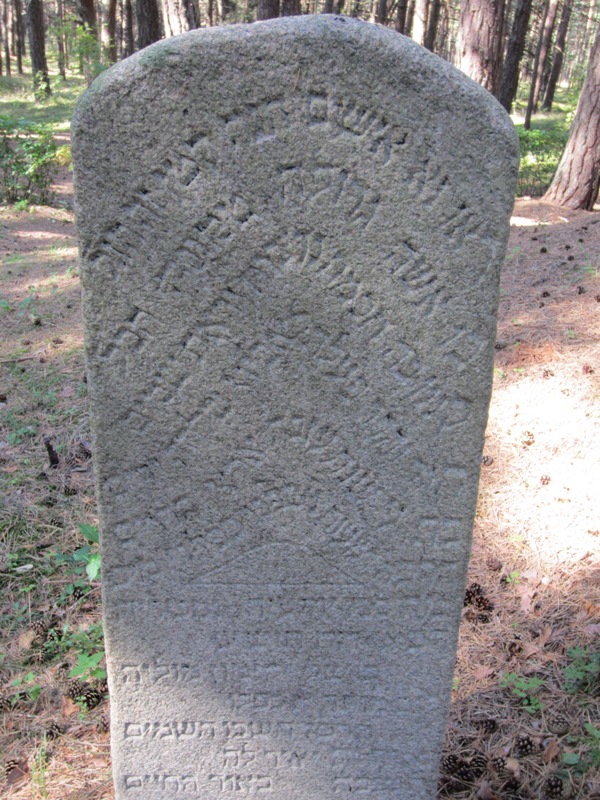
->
514;734;536;757
490;755;507;773
545;775;566;799
469;753;488;778
81;686;103;710
97;710;110;733
65;679;86;701
441;754;462;775
45;722;63;740
477;718;498;734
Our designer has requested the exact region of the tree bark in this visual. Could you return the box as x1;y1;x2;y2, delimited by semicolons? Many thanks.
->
498;0;532;111
281;0;300;12
457;0;505;96
523;0;549;129
136;0;161;48
375;0;386;22
531;0;559;110
396;0;408;32
124;0;134;54
411;0;427;45
543;24;600;208
77;0;97;35
13;0;25;72
424;0;440;49
257;0;279;16
26;0;50;98
182;0;199;27
541;0;572;109
106;0;117;61
3;0;11;76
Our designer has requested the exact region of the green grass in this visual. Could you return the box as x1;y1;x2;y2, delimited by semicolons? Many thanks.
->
0;55;87;131
512;86;579;198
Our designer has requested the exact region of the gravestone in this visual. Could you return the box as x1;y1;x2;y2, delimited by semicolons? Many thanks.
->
72;16;518;800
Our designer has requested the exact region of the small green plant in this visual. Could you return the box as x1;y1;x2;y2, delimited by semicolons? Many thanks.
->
10;671;42;703
562;723;600;774
563;647;600;695
53;523;101;584
0;115;58;204
69;650;106;682
504;570;521;586
500;672;545;713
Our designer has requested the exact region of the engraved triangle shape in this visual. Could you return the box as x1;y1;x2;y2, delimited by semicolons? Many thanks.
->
198;542;364;587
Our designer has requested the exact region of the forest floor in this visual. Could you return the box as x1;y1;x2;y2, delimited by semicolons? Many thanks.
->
0;166;599;799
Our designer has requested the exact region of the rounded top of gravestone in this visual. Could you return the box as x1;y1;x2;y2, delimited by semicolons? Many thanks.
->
73;15;516;141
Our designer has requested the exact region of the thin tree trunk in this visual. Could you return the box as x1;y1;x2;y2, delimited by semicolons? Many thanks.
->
281;0;300;12
375;0;387;22
3;0;11;75
405;0;415;35
136;0;161;47
424;0;440;49
124;0;134;54
322;0;334;10
13;0;24;72
55;0;65;77
77;0;98;35
182;0;199;27
26;0;50;99
498;0;532;110
396;0;408;31
411;0;428;44
523;0;549;128
532;0;559;110
257;0;279;17
543;22;600;208
541;0;572;109
0;9;4;75
457;0;505;96
107;0;117;61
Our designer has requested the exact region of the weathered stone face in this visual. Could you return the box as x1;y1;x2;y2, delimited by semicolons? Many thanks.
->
73;16;518;800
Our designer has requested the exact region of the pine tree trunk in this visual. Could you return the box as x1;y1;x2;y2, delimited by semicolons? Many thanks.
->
182;0;199;27
543;23;600;208
26;0;50;99
541;0;572;109
424;0;440;50
257;0;279;17
136;0;161;48
457;0;505;96
498;0;532;110
124;0;134;53
375;0;386;22
531;0;559;110
523;0;549;129
77;0;97;35
396;0;408;32
106;0;117;61
281;0;300;12
13;0;24;72
3;0;11;76
411;0;428;45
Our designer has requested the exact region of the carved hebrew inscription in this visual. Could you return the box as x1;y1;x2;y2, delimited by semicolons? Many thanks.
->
73;15;518;800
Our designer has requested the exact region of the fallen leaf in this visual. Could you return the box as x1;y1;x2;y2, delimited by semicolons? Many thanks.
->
543;739;561;763
91;756;110;768
474;666;495;681
62;696;80;716
584;624;600;635
505;758;520;777
476;781;499;800
18;629;36;650
518;586;537;614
